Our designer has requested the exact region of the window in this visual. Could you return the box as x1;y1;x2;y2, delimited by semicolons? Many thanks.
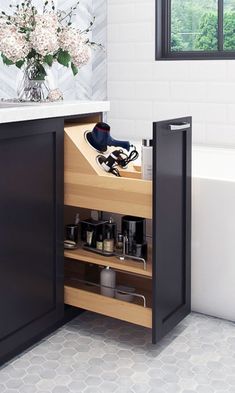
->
156;0;235;60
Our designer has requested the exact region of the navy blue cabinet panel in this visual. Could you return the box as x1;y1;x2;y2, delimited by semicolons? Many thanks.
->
152;117;192;343
0;119;64;364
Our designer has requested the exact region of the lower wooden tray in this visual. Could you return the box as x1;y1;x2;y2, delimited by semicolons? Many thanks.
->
64;280;152;329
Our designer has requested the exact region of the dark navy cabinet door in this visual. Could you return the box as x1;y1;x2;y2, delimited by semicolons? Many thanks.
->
152;117;192;343
0;118;64;364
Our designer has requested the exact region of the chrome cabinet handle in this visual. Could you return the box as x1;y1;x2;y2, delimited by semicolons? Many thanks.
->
169;123;190;131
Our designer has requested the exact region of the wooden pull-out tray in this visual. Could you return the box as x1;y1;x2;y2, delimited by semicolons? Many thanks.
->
64;121;152;219
65;246;152;278
64;280;152;329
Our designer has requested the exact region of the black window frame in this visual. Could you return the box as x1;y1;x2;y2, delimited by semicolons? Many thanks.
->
156;0;235;60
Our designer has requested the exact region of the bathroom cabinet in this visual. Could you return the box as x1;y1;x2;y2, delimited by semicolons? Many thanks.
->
0;102;191;366
64;114;192;343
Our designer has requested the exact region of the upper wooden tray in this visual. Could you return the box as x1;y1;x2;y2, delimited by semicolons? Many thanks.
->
64;122;152;219
64;246;152;278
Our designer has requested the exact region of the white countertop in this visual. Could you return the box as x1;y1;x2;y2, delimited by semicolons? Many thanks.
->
0;100;110;124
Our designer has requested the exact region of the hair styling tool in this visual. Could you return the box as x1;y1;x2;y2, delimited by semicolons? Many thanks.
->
96;150;121;177
96;147;139;177
115;148;139;169
85;122;131;153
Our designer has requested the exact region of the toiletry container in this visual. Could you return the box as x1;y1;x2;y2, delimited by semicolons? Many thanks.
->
115;285;135;302
122;216;146;256
103;231;114;253
96;234;103;251
116;233;123;250
100;267;116;297
105;217;117;242
81;218;107;248
141;139;153;180
86;225;93;247
66;225;79;243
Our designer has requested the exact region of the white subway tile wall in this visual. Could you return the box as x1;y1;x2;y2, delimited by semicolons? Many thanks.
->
107;0;235;147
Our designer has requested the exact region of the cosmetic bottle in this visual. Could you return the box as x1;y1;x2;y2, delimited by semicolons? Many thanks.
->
141;139;153;180
105;217;117;241
116;233;123;250
103;231;114;253
123;232;129;255
100;267;116;297
86;225;94;247
65;213;80;244
96;234;103;251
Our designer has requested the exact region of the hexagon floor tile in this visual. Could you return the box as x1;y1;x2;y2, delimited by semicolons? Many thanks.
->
0;312;235;393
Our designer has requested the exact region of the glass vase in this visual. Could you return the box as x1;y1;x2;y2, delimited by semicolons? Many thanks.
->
17;63;49;102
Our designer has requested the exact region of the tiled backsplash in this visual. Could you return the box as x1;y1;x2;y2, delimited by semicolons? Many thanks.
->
107;0;235;148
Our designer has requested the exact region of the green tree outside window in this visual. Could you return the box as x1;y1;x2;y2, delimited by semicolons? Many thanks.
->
171;0;235;52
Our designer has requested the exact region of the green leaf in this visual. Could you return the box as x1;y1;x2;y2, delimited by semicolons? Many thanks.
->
1;54;14;66
16;59;25;69
33;64;47;80
27;49;37;59
44;54;54;67
71;62;78;76
57;50;71;67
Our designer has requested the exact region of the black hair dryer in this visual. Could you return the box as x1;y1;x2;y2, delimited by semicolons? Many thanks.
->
85;122;131;153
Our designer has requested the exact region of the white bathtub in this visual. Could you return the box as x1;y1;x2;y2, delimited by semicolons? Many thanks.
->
192;146;235;322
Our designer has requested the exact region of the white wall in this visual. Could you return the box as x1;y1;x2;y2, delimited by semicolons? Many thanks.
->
107;0;235;148
107;0;235;322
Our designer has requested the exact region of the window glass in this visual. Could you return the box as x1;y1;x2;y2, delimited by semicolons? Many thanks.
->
224;0;235;50
171;0;218;52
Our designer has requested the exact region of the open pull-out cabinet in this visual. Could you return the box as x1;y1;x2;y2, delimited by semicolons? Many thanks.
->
64;114;191;343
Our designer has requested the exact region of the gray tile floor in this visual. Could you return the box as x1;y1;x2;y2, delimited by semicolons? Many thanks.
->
0;312;235;393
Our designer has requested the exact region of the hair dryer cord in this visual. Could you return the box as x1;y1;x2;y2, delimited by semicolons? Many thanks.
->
116;146;139;168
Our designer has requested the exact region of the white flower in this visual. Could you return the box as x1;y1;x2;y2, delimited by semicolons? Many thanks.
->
0;26;6;42
29;13;59;57
35;13;58;30
71;43;92;68
13;9;34;29
30;26;59;57
0;18;8;28
0;20;14;41
47;88;63;102
0;27;30;62
59;27;91;69
58;27;83;54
